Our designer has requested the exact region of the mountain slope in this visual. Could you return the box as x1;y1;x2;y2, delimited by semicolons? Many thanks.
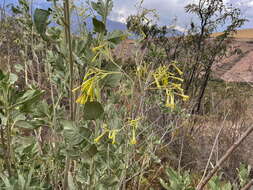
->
212;28;253;39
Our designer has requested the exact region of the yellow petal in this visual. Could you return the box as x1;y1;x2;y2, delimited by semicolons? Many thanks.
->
72;86;81;92
130;128;137;145
92;43;106;52
94;131;107;143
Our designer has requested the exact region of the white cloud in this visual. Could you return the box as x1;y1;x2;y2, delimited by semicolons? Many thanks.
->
246;0;253;7
110;0;195;25
110;0;253;30
110;5;136;23
168;25;187;33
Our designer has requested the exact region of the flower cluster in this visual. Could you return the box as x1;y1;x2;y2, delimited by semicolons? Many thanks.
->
94;118;141;145
127;117;141;145
152;62;189;109
73;67;119;105
94;124;119;144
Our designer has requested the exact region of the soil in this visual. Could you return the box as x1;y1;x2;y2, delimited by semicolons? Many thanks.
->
213;38;253;82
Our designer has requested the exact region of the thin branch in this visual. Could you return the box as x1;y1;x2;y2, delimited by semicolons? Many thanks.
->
199;113;228;184
241;179;253;190
196;125;253;190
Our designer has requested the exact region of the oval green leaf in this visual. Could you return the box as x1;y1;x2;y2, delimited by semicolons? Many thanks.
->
83;101;104;120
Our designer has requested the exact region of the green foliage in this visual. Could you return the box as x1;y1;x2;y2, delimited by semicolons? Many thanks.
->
159;168;252;190
92;17;106;34
83;101;104;120
34;8;51;38
183;0;247;113
91;0;113;24
0;0;251;189
159;168;194;190
208;175;233;190
236;163;251;188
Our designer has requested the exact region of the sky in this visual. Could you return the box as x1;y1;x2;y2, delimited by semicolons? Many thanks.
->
110;0;253;30
2;0;253;30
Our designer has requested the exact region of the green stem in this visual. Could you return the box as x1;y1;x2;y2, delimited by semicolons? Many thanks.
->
6;109;12;177
63;0;75;189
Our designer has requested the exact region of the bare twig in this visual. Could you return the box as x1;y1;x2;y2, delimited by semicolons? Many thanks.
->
199;113;228;185
241;178;253;190
196;125;253;190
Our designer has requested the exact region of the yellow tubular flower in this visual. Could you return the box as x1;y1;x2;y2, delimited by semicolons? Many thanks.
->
130;127;137;145
92;43;106;52
168;76;184;82
128;118;140;145
165;89;175;109
108;130;119;144
175;92;190;102
162;75;169;86
154;76;161;89
94;131;108;143
91;52;100;63
86;82;95;102
94;124;109;143
172;62;183;75
151;64;189;109
76;93;87;104
128;118;141;127
74;68;118;105
75;77;95;104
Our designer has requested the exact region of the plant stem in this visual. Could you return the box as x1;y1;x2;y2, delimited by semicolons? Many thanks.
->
63;0;74;120
63;0;75;189
6;109;12;177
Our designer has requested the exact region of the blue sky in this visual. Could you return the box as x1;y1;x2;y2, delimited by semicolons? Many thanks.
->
2;0;253;30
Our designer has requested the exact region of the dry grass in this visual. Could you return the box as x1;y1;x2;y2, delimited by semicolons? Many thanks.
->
212;28;253;39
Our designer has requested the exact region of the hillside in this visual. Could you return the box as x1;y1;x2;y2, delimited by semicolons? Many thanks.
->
212;28;253;39
212;29;253;82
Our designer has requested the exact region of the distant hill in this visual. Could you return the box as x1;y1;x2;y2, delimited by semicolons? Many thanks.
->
212;28;253;39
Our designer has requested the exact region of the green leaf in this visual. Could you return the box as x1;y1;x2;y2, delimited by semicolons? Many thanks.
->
34;8;50;37
92;17;106;34
91;0;113;23
83;101;104;120
101;63;121;88
0;174;13;189
0;69;5;81
82;144;98;160
62;120;91;146
107;30;128;45
15;120;37;129
15;89;44;112
9;73;18;84
18;173;25;189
